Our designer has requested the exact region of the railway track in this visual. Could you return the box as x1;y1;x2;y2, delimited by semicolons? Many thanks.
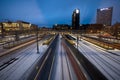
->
0;44;40;79
91;46;120;64
67;34;120;79
29;34;88;80
62;40;87;80
28;34;58;80
0;37;48;80
61;41;72;80
80;43;120;69
81;40;120;63
78;42;120;79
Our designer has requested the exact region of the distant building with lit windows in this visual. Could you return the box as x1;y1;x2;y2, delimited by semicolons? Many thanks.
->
0;23;2;36
112;22;120;39
2;21;20;31
72;9;80;29
53;24;70;30
1;21;32;32
17;21;31;30
0;21;38;37
96;7;113;26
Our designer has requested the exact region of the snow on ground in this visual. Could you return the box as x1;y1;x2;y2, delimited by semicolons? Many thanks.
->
71;34;120;79
77;40;120;80
54;35;77;80
0;43;48;80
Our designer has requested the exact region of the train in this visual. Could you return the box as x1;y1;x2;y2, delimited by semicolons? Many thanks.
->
43;38;53;45
63;34;76;45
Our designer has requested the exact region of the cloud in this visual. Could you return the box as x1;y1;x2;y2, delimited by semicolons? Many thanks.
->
0;0;46;24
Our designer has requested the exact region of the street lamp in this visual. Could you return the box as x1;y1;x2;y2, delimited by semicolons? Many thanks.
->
36;26;39;53
77;34;79;49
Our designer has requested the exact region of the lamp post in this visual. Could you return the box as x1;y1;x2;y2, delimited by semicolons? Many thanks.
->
77;34;79;49
36;26;39;53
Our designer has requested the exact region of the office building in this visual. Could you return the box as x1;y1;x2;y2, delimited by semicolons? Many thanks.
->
96;7;113;26
72;9;80;29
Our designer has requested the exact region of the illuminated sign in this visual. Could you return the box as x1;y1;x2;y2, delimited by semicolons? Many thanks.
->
100;8;110;11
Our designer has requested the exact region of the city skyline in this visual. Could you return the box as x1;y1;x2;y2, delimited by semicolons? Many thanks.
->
0;0;120;27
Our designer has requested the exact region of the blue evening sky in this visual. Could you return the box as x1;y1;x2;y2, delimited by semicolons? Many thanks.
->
0;0;120;27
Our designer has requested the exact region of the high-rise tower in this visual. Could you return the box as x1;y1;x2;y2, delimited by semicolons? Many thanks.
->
72;9;80;29
96;7;113;26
